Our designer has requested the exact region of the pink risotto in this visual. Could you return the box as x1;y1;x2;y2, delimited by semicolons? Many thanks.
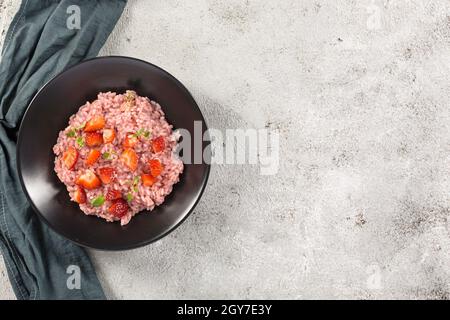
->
53;91;183;225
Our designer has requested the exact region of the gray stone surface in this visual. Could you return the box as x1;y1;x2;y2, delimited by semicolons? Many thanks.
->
1;0;450;299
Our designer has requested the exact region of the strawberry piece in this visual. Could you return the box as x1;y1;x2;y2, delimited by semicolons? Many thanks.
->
85;132;103;147
123;133;139;148
84;115;105;132
103;128;116;144
98;167;114;184
108;198;129;218
62;147;79;170
76;170;101;190
151;136;165;153
120;148;138;171
141;174;156;187
148;159;163;177
73;186;86;204
85;149;101;166
106;188;122;201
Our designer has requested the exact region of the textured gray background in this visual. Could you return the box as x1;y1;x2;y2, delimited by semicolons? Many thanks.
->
1;0;450;299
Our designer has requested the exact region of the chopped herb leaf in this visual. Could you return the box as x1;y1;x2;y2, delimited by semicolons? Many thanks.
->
102;152;111;160
132;128;143;138
66;129;76;138
126;193;133;202
128;176;140;193
133;128;151;138
91;195;105;207
76;136;85;148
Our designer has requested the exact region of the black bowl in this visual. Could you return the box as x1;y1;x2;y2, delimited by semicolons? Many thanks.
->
17;56;210;250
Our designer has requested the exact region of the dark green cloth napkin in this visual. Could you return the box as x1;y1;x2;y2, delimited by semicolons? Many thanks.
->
0;0;126;299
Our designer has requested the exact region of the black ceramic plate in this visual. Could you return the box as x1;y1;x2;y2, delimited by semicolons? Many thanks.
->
17;56;210;250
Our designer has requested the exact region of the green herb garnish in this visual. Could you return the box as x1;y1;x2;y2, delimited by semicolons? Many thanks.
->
132;128;151;139
91;195;105;207
136;128;145;136
125;193;133;202
132;129;143;138
102;152;111;160
66;129;76;138
76;136;85;148
128;176;140;193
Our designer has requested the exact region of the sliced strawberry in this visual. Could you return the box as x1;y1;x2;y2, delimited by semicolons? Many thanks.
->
120;148;138;171
103;128;116;144
141;174;156;187
106;188;122;201
151;136;165;153
123;133;139;148
85;149;101;166
98;167;114;184
108;198;129;218
85;132;103;147
73;186;86;204
148;159;164;177
76;170;102;190
84;115;106;132
62;147;79;170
